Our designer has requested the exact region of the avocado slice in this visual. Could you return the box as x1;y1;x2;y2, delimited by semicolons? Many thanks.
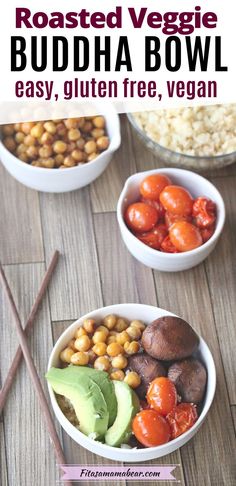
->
105;381;140;447
46;367;109;439
65;366;117;426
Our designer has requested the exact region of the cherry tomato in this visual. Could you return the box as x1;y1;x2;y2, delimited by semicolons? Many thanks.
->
125;202;159;233
141;196;165;221
165;211;192;229
140;174;172;201
135;224;168;250
169;221;202;252
200;224;215;243
160;185;193;216
132;409;171;447
166;403;198;439
160;235;179;253
147;377;177;416
192;197;216;228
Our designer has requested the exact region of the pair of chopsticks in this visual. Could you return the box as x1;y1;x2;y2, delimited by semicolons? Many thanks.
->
0;251;72;486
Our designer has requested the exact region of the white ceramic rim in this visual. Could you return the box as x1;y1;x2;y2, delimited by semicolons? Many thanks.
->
117;168;226;259
0;104;121;172
47;303;216;458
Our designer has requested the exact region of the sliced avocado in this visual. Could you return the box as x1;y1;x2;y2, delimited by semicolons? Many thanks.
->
46;367;109;439
105;381;140;447
65;366;117;426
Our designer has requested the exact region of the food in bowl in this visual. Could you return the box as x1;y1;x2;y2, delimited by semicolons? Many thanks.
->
124;173;217;253
132;104;236;157
1;116;110;169
46;313;207;449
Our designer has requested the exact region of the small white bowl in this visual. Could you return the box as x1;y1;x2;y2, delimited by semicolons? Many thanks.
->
117;168;225;272
47;303;216;462
0;105;120;193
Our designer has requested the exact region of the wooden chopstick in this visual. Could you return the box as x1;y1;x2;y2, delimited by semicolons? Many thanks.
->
0;250;60;414
0;263;72;486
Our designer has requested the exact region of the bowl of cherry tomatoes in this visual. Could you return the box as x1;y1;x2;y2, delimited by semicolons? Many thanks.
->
117;168;225;271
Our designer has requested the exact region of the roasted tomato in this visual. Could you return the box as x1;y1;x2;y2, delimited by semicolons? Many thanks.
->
160;185;193;216
169;221;202;252
166;403;198;439
165;211;192;229
135;224;168;250
132;409;171;447
160;235;179;253
200;224;216;243
192;197;216;229
141;196;165;221
125;202;159;233
147;377;177;416
140;174;172;200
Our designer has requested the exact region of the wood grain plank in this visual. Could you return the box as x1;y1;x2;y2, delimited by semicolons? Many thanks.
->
90;116;137;213
39;187;102;322
93;213;157;306
0;263;60;486
0;164;44;265
231;406;236;435
204;177;236;404
0;422;8;486
52;321;126;486
153;265;235;486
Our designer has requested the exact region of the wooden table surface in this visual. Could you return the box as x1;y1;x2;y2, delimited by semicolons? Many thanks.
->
0;115;236;486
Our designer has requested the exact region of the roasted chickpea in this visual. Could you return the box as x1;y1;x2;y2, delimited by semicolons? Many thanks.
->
2;125;15;136
107;336;117;345
103;314;117;330
93;116;105;129
68;128;81;141
94;356;111;371
96;136;109;151
71;149;84;162
116;331;131;346
124;371;141;389
39;146;53;159
4;137;16;152
83;318;96;334
96;325;109;336
74;335;91;352
63;156;76;167
71;351;89;366
111;355;128;369
26;146;39;159
115;318;129;332
55;154;64;167
92;330;107;344
84;140;97;155
75;327;87;338
83;121;93;133
53;141;67;154
44;121;57;134
30;123;44;139
110;370;125;381
19;153;29;163
60;347;74;363
130;320;146;332
64;118;78;129
92;342;107;356
67;339;77;351
126;326;141;340
91;128;105;139
16;143;27;155
15;132;25;144
107;342;125;357
76;138;85;150
24;135;36;146
41;158;55;169
87;153;98;162
124;341;140;355
21;122;34;135
40;132;54;145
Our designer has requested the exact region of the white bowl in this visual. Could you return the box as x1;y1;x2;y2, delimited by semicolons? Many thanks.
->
117;168;225;272
0;105;120;193
47;303;216;462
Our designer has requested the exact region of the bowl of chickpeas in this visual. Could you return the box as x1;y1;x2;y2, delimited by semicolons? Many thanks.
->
0;105;120;192
47;303;216;462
